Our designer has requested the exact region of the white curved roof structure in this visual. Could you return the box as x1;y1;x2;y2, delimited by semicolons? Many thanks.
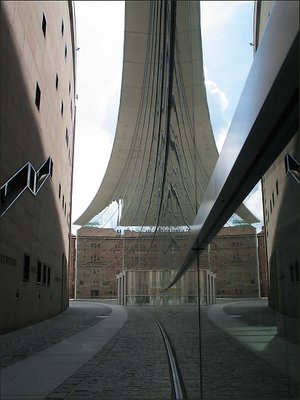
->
75;1;258;227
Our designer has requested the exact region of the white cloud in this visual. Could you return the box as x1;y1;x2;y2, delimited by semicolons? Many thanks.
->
205;78;229;112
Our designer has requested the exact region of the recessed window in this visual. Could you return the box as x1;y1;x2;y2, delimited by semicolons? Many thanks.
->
61;101;64;116
35;83;41;111
64;44;67;60
58;183;61;199
276;180;279;196
37;261;42;283
65;127;69;146
69;82;71;94
43;264;47;285
61;20;64;37
55;73;59;90
42;13;47;37
47;267;51;286
23;254;30;282
62;195;65;208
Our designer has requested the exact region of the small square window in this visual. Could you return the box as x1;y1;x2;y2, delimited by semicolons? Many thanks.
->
42;13;47;37
35;83;41;111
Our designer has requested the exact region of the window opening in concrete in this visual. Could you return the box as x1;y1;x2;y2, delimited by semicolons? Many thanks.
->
42;13;47;37
56;73;59;90
65;44;67;60
36;157;53;193
47;267;51;286
69;81;71;94
59;183;61;199
37;261;42;283
285;153;300;183
23;254;30;282
35;83;41;111
28;164;35;193
65;127;69;146
276;180;279;196
43;264;47;285
61;100;64;116
61;20;64;37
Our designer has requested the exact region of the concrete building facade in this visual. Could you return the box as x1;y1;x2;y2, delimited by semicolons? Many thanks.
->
254;1;299;317
0;1;77;333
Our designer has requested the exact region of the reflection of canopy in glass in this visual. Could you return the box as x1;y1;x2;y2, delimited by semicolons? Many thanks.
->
75;1;258;228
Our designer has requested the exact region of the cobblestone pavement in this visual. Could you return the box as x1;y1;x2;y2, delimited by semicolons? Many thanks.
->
1;299;299;400
46;307;171;400
0;300;111;368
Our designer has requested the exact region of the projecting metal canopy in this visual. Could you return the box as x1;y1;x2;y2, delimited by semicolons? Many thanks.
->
75;1;258;227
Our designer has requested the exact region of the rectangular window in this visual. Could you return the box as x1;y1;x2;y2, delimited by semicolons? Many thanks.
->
61;20;64;37
43;264;47;284
47;267;51;286
56;73;59;90
65;128;69;146
23;254;30;282
64;44;67;60
37;261;42;283
58;183;61;199
35;83;41;111
61;101;64;116
42;13;47;37
276;180;279;196
91;290;99;298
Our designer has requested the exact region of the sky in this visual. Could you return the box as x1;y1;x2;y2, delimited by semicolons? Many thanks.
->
72;1;263;233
